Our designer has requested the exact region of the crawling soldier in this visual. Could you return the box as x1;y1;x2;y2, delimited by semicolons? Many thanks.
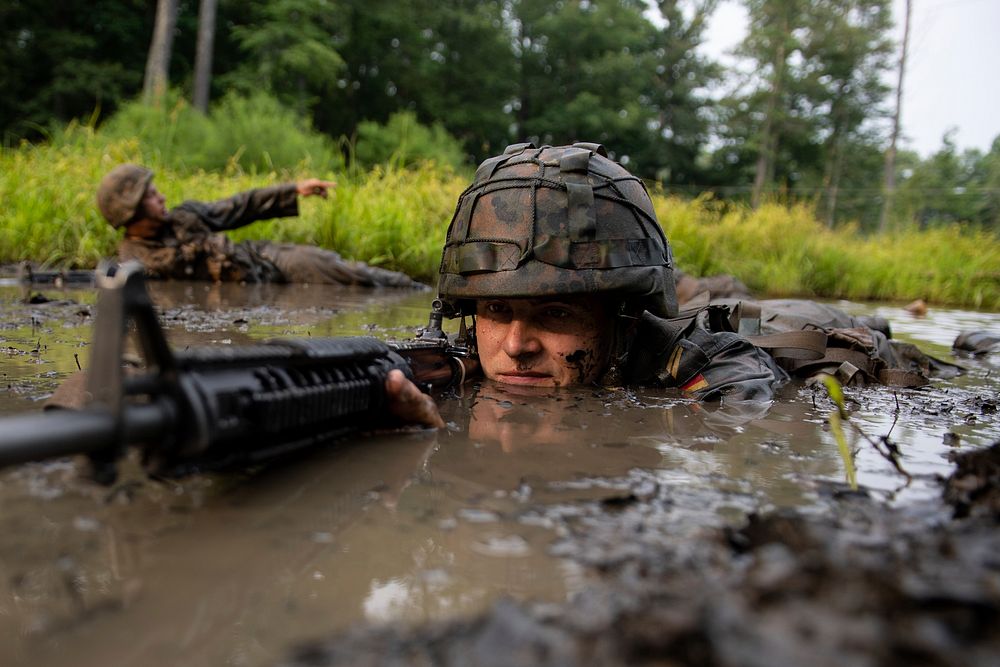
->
97;164;425;288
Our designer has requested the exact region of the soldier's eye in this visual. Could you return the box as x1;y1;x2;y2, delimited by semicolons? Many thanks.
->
481;301;510;317
544;307;570;319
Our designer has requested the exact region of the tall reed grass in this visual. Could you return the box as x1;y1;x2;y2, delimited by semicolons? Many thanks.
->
657;195;1000;310
1;121;997;309
97;91;343;174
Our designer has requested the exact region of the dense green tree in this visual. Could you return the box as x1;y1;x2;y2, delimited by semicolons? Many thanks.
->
894;133;1000;229
1;0;990;234
737;0;811;206
405;0;518;160
220;0;345;118
974;137;1000;228
799;0;893;227
509;0;717;179
713;0;895;227
518;0;658;163
0;0;154;142
305;0;424;137
815;132;887;230
637;0;721;184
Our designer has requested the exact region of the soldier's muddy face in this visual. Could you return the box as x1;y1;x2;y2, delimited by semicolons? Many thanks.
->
125;183;169;239
474;296;614;387
140;183;168;221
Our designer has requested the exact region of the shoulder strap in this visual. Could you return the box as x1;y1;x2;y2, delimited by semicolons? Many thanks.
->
713;298;828;361
746;330;828;361
678;290;711;314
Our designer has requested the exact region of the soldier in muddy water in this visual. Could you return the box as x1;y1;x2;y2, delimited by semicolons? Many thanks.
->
97;164;427;288
48;146;959;430
386;142;962;429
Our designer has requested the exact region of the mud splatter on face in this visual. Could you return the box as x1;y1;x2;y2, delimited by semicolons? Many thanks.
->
565;348;596;384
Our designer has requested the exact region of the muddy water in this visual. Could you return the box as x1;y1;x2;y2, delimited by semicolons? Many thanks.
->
0;280;998;667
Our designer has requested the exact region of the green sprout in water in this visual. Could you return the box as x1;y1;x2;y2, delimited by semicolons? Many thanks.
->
819;373;858;490
817;373;912;493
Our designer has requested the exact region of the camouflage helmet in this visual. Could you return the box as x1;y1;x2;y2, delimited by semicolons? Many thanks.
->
96;164;154;228
438;142;677;318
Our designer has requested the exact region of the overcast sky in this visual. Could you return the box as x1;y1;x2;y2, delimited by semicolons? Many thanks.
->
698;0;1000;158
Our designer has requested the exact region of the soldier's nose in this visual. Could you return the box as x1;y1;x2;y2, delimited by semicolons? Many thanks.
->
501;319;542;358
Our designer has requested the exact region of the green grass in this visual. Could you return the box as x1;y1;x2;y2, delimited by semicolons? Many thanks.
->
656;195;1000;310
2;124;998;309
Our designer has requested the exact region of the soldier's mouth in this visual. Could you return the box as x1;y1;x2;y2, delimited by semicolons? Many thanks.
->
496;371;552;385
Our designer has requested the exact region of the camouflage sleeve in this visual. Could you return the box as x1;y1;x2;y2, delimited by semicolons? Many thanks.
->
671;328;789;403
623;311;787;403
173;184;300;233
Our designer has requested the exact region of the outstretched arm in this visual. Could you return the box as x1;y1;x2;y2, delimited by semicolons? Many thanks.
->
180;178;335;233
178;184;301;232
296;179;337;199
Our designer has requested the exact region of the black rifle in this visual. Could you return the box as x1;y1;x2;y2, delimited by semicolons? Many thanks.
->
13;261;96;287
0;262;477;483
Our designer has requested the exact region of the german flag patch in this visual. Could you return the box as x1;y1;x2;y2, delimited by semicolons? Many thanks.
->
681;373;709;393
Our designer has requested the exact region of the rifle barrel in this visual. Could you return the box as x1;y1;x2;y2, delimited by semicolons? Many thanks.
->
0;404;170;467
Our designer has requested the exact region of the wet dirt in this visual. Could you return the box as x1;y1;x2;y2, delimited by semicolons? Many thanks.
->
285;452;1000;667
0;278;998;666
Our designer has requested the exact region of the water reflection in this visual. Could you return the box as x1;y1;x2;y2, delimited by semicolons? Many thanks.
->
437;381;845;509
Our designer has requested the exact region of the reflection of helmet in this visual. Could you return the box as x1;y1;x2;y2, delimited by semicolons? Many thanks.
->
438;142;677;318
97;164;154;228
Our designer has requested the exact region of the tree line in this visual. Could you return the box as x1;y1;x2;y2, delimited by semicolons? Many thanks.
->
1;0;997;231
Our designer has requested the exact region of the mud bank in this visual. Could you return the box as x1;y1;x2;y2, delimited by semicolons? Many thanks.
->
284;444;1000;667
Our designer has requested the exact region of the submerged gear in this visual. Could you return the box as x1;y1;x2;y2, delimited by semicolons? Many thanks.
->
717;298;963;387
97;164;155;228
438;142;677;318
953;331;1000;356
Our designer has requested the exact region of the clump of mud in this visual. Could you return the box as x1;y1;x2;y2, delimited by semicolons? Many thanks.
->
283;445;1000;667
945;443;1000;520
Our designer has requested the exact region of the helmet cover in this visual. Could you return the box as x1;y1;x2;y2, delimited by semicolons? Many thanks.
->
97;164;154;228
438;143;677;318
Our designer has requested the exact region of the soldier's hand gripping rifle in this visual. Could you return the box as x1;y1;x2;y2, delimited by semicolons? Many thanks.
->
0;262;477;483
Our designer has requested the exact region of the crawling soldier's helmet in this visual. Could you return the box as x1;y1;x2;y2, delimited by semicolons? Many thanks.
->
437;142;677;319
97;164;154;228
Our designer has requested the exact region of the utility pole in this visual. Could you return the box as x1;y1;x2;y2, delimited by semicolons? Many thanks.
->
879;0;912;233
